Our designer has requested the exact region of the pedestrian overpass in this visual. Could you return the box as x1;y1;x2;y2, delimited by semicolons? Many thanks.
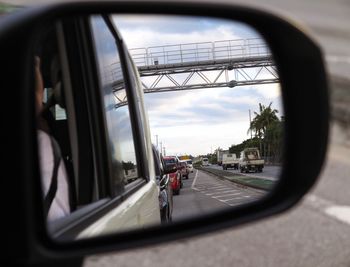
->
110;38;279;107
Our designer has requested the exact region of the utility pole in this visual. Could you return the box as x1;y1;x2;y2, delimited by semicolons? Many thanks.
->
155;134;159;149
163;147;166;156
160;141;163;156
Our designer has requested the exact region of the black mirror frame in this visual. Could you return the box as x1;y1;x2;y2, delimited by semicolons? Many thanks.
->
0;1;329;265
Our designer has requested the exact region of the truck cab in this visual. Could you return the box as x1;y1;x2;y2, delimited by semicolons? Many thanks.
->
239;148;265;173
202;157;209;166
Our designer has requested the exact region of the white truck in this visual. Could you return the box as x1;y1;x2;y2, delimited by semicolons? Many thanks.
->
239;148;264;173
217;150;229;166
222;153;239;170
202;157;209;166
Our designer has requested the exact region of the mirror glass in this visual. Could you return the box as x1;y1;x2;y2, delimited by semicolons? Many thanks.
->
116;15;283;221
34;14;283;241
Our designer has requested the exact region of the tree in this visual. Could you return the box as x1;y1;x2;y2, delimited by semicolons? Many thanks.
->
248;102;281;162
229;137;261;157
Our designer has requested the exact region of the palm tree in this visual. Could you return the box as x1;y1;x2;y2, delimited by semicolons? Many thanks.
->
248;102;280;159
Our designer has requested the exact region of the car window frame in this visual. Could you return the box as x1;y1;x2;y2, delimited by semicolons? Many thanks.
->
47;14;152;240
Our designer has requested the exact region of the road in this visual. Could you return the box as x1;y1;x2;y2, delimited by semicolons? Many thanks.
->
172;170;264;221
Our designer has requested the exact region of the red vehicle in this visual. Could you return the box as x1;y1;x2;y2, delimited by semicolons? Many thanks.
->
163;156;182;195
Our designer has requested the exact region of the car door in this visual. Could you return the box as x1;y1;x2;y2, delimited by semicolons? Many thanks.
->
45;14;161;240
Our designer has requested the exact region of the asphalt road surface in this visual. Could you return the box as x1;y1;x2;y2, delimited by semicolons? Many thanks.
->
172;170;264;221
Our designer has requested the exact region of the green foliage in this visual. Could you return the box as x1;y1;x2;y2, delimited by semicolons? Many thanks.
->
229;137;260;157
229;102;283;163
122;161;135;171
0;3;18;14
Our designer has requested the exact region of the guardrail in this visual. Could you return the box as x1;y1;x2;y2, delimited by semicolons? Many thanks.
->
129;38;271;67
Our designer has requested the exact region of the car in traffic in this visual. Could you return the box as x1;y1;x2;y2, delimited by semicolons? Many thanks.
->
179;160;190;179
202;157;209;166
239;148;264;173
152;145;173;223
185;159;194;173
163;156;182;195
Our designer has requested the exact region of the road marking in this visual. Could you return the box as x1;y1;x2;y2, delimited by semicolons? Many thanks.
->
191;168;261;207
325;206;350;225
213;192;242;199
200;186;230;193
228;202;247;207
326;55;350;64
206;190;239;196
203;186;228;191
191;170;199;189
204;188;235;194
224;196;246;202
306;195;350;226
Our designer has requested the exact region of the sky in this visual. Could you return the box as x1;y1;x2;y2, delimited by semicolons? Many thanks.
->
113;15;283;157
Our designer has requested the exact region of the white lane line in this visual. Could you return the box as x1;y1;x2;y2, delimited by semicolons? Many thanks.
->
207;185;228;189
325;206;350;225
209;190;239;196
202;187;227;194
213;192;242;199
223;196;246;202
326;55;350;64
198;185;227;191
217;198;241;203
204;188;235;195
229;202;247;207
306;194;350;226
191;170;199;190
206;190;239;196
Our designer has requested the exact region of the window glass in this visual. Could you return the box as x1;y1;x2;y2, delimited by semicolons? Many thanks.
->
90;16;139;190
164;158;176;164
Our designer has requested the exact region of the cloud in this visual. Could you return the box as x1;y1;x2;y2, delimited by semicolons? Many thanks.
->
113;15;262;50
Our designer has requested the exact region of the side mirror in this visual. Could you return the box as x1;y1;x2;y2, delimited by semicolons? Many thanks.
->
1;1;328;266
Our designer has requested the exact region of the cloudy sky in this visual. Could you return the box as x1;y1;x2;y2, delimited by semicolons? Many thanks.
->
113;15;283;157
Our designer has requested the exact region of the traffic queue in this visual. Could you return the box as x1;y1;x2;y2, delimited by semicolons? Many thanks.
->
152;145;194;223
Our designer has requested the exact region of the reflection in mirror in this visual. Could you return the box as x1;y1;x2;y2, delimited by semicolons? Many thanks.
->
35;14;282;241
115;15;283;222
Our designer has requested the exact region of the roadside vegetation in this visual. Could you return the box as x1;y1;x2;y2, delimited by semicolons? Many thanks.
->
228;102;284;164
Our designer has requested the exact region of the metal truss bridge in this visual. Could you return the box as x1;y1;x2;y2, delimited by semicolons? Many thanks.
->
130;38;278;92
109;38;279;107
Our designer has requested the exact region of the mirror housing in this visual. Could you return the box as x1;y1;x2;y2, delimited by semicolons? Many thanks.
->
0;1;329;265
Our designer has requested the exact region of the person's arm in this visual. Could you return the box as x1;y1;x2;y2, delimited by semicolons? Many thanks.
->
34;56;50;132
